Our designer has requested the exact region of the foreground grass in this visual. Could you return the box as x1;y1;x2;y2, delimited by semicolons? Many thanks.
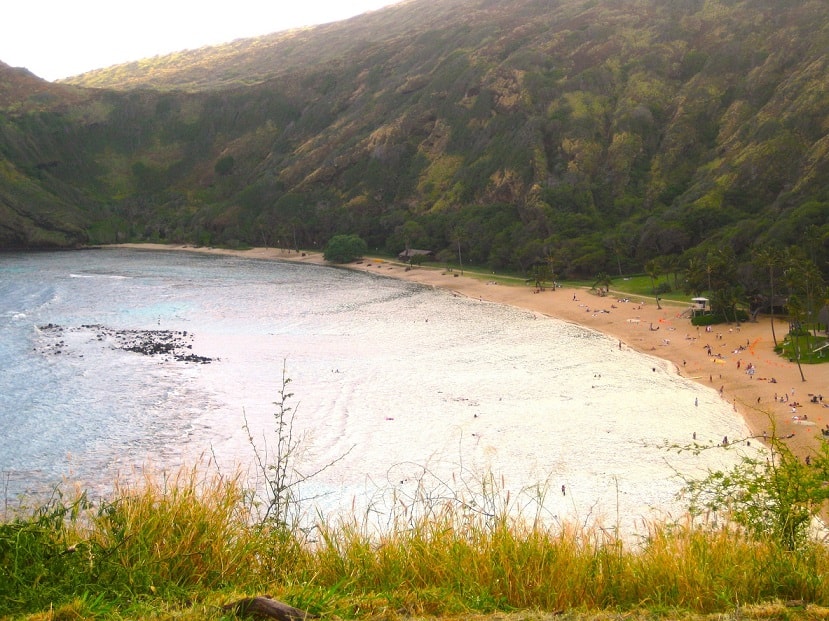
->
3;469;829;620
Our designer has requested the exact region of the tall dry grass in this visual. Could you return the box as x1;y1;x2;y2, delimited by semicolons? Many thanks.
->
3;468;829;619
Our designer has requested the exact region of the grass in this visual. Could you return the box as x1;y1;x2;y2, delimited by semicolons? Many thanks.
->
394;257;687;304
777;333;829;364
4;468;829;620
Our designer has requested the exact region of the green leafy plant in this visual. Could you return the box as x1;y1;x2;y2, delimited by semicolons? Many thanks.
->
680;428;829;551
323;234;368;263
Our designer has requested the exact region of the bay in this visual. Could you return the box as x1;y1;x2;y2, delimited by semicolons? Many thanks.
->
0;249;753;532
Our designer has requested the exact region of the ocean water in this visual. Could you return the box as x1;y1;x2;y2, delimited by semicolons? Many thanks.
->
0;249;755;532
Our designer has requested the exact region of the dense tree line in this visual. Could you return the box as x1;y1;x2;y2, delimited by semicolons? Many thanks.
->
0;0;828;280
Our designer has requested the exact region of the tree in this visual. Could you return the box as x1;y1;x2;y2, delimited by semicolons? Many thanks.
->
705;248;742;324
683;256;708;296
214;155;235;176
681;430;829;551
529;262;554;291
396;220;425;256
323;234;368;263
753;246;783;347
783;248;827;378
592;272;612;295
604;233;626;276
784;294;807;382
661;254;682;290
450;226;465;275
644;257;661;295
785;250;826;336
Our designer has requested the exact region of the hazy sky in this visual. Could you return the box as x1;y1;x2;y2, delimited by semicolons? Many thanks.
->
1;1;403;82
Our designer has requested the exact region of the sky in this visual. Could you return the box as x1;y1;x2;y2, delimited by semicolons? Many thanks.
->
1;1;404;82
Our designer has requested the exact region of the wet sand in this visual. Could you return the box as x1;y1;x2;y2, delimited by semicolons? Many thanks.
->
115;244;829;459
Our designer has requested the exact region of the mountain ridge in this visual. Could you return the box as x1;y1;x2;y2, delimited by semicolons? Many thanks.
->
0;0;826;279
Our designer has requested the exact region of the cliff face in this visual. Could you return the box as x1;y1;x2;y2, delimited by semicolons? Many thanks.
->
0;0;827;275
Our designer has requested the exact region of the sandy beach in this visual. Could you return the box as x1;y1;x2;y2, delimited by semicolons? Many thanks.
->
115;243;829;460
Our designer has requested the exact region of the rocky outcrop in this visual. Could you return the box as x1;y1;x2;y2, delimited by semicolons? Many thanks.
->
37;324;214;364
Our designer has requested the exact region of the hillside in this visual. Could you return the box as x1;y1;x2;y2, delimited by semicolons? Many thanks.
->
0;0;827;277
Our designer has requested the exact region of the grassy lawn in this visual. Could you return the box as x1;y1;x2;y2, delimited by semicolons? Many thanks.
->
777;333;829;364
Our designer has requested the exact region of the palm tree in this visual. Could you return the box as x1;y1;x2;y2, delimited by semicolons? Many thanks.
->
450;226;464;275
644;258;660;294
801;260;826;337
786;294;807;382
784;248;827;347
684;256;707;296
661;254;681;290
753;246;783;347
644;258;663;309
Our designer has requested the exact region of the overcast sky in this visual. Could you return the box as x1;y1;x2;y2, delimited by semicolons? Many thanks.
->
1;1;404;82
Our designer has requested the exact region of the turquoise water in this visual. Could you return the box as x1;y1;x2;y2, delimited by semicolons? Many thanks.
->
0;249;754;531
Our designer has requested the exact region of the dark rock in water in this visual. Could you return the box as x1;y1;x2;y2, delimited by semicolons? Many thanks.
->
36;324;214;363
176;353;213;364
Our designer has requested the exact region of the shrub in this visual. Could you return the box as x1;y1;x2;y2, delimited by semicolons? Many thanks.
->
681;431;829;551
691;310;749;326
323;234;368;263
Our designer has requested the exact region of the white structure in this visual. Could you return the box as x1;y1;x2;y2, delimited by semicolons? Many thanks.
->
691;297;709;316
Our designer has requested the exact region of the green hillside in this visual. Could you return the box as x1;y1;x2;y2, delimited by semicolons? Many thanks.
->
0;0;827;278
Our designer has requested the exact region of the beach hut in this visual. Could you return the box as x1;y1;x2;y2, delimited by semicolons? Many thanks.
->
398;249;435;262
818;305;829;334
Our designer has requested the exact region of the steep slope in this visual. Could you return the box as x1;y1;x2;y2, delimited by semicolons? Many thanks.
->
0;62;106;247
60;0;480;92
2;0;828;273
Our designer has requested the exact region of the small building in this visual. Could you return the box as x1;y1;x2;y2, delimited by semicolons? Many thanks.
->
818;305;829;333
398;249;434;262
691;297;709;317
750;294;788;315
692;297;708;311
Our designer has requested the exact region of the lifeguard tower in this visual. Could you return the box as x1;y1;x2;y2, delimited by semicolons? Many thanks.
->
691;297;709;317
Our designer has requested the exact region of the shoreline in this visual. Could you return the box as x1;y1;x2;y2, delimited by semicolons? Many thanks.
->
113;243;829;459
